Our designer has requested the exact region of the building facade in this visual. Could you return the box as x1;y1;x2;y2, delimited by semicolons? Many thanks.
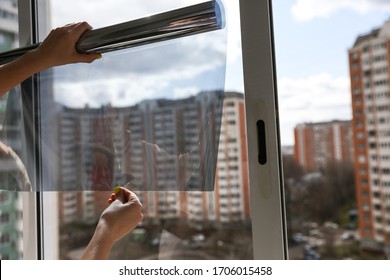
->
0;0;17;125
294;120;353;172
0;0;24;260
57;92;251;229
187;92;250;228
349;20;390;252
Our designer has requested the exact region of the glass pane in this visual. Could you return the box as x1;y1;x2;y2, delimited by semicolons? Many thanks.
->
39;0;251;259
39;1;227;193
273;0;390;259
0;0;34;260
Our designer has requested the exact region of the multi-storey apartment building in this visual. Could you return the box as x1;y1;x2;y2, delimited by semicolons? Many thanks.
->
0;0;17;126
187;92;250;228
0;0;17;52
349;20;390;253
0;0;23;260
294;120;353;172
57;91;251;229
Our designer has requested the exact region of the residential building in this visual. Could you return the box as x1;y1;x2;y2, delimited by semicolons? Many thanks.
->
0;0;17;125
294;120;353;172
0;0;23;260
349;19;390;252
57;91;251;229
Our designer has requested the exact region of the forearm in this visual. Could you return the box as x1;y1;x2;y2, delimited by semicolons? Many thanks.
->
81;187;143;260
81;223;116;260
0;49;48;96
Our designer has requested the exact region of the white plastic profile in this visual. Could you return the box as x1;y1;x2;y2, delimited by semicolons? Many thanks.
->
239;0;288;259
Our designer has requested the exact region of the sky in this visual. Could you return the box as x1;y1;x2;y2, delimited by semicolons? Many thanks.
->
49;0;232;107
47;0;390;146
273;0;390;145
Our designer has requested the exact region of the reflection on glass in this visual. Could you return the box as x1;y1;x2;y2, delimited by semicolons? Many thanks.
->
43;90;224;192
58;92;253;260
41;32;226;192
0;0;25;260
0;0;225;64
41;0;253;260
77;0;225;54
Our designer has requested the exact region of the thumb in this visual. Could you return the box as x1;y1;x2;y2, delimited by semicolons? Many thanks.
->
114;186;126;204
77;53;102;63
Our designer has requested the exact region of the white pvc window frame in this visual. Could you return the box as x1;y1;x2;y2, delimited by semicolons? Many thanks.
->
18;0;57;260
17;0;40;260
240;0;287;259
18;0;288;260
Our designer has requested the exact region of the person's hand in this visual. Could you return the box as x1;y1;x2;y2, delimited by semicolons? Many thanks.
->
98;186;143;243
0;22;102;96
33;21;101;68
81;186;143;259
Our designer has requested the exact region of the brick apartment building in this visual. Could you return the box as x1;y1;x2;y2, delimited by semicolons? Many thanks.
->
349;20;390;253
58;92;251;229
294;120;353;172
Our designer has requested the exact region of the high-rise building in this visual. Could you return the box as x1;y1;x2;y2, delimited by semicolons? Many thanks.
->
0;0;23;260
56;92;251;229
189;92;251;227
0;0;17;125
349;20;390;253
294;120;353;172
0;0;17;52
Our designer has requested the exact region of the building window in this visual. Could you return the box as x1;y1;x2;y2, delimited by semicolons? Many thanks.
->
0;191;9;203
351;52;359;60
0;233;10;246
356;132;364;139
354;97;362;104
358;155;366;163
0;213;10;224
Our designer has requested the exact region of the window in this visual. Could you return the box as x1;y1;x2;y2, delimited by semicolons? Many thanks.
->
0;0;285;260
0;0;39;260
9;0;390;262
1;0;288;261
273;0;390;259
0;213;10;224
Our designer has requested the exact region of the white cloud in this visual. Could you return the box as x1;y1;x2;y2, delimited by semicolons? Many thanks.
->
54;75;165;108
50;0;204;29
291;0;390;22
173;86;199;99
48;0;241;67
277;73;352;145
52;32;227;108
48;0;233;108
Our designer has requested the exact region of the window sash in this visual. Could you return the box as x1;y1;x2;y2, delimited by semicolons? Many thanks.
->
20;0;287;260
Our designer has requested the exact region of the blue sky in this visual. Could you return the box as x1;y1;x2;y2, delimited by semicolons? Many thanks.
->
271;0;390;145
273;0;390;78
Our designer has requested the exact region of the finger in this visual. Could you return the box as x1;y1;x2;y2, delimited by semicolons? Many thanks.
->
74;53;102;63
63;22;77;28
127;189;142;205
123;183;140;201
114;186;126;204
72;21;93;39
122;187;132;202
107;192;117;204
